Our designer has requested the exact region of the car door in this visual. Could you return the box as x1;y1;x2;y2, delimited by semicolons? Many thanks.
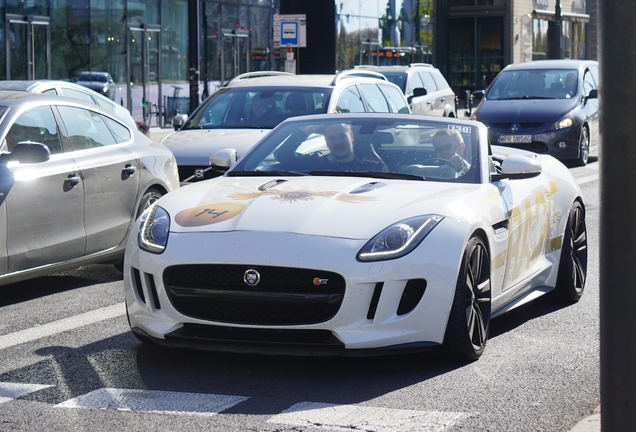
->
407;71;434;115
495;172;554;290
57;105;140;255
418;71;442;116
581;68;600;147
1;105;85;273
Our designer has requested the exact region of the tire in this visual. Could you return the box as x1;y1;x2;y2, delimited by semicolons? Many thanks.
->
573;126;589;167
114;187;163;272
136;187;163;219
439;236;492;362
554;201;587;303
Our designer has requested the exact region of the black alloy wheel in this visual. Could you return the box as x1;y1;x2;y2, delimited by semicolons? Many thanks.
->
555;201;587;303
440;235;492;362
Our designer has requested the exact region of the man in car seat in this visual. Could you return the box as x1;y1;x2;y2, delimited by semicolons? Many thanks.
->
432;129;470;175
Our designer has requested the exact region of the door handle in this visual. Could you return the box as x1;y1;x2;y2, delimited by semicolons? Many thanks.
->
123;164;137;177
65;174;81;187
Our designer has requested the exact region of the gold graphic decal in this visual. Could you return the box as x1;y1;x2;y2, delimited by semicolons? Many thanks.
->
229;189;377;204
175;202;246;227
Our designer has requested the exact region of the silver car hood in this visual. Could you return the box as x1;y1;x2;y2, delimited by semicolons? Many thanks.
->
161;129;269;166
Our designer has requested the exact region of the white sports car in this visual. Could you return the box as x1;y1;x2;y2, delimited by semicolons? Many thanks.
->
124;113;587;361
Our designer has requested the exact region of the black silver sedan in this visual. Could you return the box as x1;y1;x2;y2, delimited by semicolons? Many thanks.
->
0;91;179;286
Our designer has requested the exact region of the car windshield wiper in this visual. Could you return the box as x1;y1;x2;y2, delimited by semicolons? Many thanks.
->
307;171;425;180
227;170;308;177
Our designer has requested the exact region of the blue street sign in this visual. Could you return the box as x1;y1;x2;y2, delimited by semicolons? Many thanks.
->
281;22;298;46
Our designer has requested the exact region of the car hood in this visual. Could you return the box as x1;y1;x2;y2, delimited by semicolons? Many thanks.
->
477;98;577;124
159;176;481;239
161;129;269;166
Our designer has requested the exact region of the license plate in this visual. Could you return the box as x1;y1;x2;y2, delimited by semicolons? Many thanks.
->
498;135;532;144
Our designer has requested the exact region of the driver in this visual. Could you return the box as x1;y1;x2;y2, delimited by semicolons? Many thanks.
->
275;123;387;172
431;129;470;175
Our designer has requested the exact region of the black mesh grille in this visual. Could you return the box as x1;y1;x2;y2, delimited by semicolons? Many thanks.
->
164;264;346;325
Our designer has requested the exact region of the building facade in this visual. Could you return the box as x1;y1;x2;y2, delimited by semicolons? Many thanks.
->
0;0;596;124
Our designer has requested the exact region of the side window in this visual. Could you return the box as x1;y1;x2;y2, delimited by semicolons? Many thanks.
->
61;88;97;105
58;106;117;151
359;84;390;112
5;106;63;154
102;116;132;143
418;72;438;92
582;70;596;95
431;71;450;90
407;72;424;94
378;84;410;114
335;85;365;113
42;89;59;95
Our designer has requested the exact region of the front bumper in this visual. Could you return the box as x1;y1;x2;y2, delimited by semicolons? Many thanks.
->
124;220;470;354
487;124;582;161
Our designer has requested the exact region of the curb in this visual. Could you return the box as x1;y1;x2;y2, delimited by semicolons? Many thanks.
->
570;406;601;432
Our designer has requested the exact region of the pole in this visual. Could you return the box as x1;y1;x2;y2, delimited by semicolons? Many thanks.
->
188;0;200;114
600;0;636;430
551;0;562;59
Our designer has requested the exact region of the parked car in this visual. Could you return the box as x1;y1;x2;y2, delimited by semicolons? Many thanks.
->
163;70;410;183
469;59;600;166
124;112;587;361
77;71;116;100
355;63;456;117
0;80;136;130
0;91;179;286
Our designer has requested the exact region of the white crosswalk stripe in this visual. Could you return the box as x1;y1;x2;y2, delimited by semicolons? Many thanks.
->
267;401;471;431
55;388;248;416
0;382;53;404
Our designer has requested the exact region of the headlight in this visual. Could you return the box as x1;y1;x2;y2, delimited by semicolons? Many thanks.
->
138;205;170;254
549;116;574;131
102;86;109;93
357;215;444;262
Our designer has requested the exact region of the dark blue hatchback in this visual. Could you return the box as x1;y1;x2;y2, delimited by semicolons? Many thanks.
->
470;59;599;166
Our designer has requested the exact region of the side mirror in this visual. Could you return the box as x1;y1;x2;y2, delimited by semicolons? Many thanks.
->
408;87;427;103
172;113;188;131
492;154;542;181
412;87;427;97
472;90;485;103
586;89;598;100
2;142;51;164
210;148;238;169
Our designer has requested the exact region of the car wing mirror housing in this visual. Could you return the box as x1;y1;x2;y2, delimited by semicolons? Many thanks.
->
210;148;238;170
586;89;598;100
492;154;542;181
2;141;51;164
172;113;188;131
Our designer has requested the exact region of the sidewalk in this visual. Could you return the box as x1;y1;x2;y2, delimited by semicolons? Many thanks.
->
147;125;175;145
569;405;600;431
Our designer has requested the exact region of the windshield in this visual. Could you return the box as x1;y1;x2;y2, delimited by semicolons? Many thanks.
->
78;73;108;82
182;87;332;130
487;68;579;100
230;116;481;183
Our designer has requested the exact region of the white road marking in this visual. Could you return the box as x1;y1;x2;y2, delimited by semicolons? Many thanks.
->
55;388;248;416
0;303;125;350
0;382;52;404
577;174;599;185
268;401;470;431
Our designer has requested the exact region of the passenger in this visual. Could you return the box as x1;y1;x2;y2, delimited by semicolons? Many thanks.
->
564;72;578;97
431;129;470;174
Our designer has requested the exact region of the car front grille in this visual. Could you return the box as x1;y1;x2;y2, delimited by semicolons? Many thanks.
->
177;166;224;183
487;122;545;130
164;264;346;325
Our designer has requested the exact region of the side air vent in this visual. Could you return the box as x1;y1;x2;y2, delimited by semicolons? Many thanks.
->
132;267;145;304
397;279;427;316
367;282;384;319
